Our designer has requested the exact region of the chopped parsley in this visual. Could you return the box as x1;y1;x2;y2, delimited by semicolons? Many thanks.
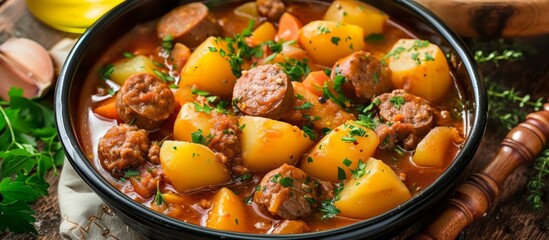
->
337;167;346;181
153;69;175;82
409;40;430;51
390;96;405;110
411;52;420;65
322;74;351;111
99;64;115;80
124;169;139;178
302;125;317;140
317;26;331;34
350;160;367;179
307;156;313;163
341;136;356;143
192;88;210;96
395;145;405;155
161;35;174;51
424;52;435;61
271;173;282;183
193;102;212;114
295;93;305;101
381;46;406;65
279;177;294;187
364;33;385;42
190;129;212;146
294;102;313;110
154;182;165;205
323;68;332;76
342;158;352;167
348;125;367;137
278;58;311;81
236;173;252;182
331;36;341;46
122;51;135;58
221;20;263;78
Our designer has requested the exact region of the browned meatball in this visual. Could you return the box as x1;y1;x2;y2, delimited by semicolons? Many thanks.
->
98;124;150;178
157;2;220;48
116;73;175;130
332;51;392;102
233;64;293;118
374;89;434;149
253;164;318;219
257;0;286;21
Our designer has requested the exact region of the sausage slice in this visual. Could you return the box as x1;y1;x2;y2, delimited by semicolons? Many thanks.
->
98;124;150;178
157;2;220;48
257;0;286;21
332;51;392;102
232;64;293;118
253;164;318;219
116;73;175;130
374;89;434;149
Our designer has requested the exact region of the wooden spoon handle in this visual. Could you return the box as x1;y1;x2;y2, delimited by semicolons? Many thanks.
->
413;103;549;240
415;0;549;38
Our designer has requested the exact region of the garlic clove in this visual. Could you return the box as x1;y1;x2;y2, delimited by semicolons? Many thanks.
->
0;54;42;99
0;38;54;99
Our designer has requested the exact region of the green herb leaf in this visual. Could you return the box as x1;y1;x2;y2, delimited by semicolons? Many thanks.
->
331;36;341;46
364;33;385;42
279;177;294;187
390;96;405;110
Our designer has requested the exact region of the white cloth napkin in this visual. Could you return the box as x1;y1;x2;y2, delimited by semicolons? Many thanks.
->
58;159;143;239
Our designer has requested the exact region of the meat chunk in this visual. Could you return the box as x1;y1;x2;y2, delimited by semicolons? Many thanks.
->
374;89;434;149
254;164;318;219
157;2;220;48
98;124;150;178
208;112;241;164
257;0;286;21
147;142;160;165
332;51;392;102
116;73;175;130
233;64;293;118
129;166;163;198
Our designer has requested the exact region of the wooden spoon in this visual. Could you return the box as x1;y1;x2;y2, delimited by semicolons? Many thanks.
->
413;103;549;239
415;0;549;38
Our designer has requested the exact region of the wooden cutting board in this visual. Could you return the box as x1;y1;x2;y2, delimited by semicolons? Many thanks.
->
415;0;549;38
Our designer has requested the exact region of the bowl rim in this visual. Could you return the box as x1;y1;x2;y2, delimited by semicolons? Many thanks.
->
54;0;487;238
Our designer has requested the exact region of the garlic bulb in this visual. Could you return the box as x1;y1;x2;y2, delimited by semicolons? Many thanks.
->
0;38;54;99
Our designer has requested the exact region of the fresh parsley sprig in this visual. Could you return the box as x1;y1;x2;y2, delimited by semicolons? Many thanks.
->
0;88;64;234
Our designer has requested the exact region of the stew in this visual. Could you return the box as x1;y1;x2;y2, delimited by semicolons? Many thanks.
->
76;0;468;234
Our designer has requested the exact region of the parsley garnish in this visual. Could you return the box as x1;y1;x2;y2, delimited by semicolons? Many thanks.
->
153;69;175;82
154;182;165;205
424;52;435;61
122;51;135;58
192;88;210;96
0;88;64;233
350;160;367;179
190;129;212;146
302;125;317;140
364;33;385;42
322;74;351;110
342;158;352;167
317;26;331;34
236;173;252;182
294;102;313;110
221;20;262;78
331;36;341;46
390;96;405;110
99;64;115;80
341;136;356;143
161;35;174;51
279;177;294;187
124;170;140;178
278;58;311;81
337;167;346;181
193;102;212;114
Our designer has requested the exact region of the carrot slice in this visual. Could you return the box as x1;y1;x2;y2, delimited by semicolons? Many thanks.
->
277;12;303;42
93;97;120;120
302;71;330;96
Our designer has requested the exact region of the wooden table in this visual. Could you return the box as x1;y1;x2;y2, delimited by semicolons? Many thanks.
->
1;0;548;239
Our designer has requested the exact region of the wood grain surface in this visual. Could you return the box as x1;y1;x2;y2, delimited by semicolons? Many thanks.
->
1;0;548;239
415;0;549;38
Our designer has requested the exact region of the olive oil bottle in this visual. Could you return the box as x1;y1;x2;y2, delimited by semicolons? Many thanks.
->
26;0;124;33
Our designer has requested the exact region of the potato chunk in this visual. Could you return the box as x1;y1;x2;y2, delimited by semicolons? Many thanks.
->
298;21;364;67
386;39;451;102
179;36;236;98
206;188;247;232
412;126;463;168
323;0;388;37
110;55;157;85
173;102;213;142
335;158;411;219
160;141;230;192
300;121;379;182
239;116;314;173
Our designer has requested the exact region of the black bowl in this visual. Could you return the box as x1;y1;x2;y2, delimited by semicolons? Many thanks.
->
55;0;487;239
